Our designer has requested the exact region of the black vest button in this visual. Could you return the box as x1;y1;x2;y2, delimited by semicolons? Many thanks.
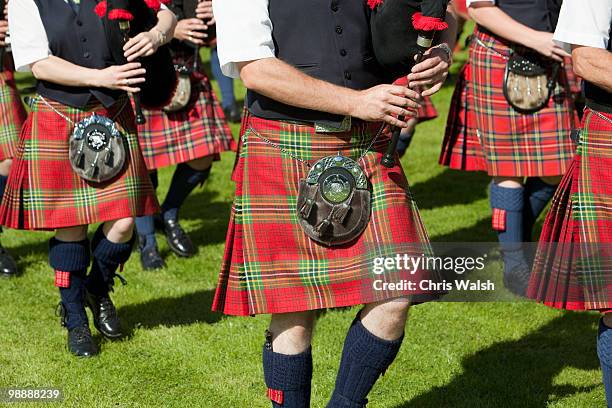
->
76;20;83;26
331;3;338;12
84;52;91;59
81;37;87;43
344;71;351;80
335;26;343;34
340;49;347;57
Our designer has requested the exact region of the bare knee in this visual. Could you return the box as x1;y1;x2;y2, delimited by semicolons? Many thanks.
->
493;177;523;188
55;225;88;242
187;156;214;171
269;311;316;354
103;218;135;243
603;313;612;328
360;299;410;341
0;159;12;177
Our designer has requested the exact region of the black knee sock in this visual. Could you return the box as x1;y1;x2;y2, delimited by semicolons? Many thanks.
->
490;182;527;273
263;335;312;408
523;177;557;241
160;163;211;222
49;238;91;330
328;318;403;408
86;225;135;296
598;318;612;407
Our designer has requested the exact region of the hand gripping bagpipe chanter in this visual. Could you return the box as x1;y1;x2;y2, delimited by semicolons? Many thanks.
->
94;0;171;124
367;0;450;168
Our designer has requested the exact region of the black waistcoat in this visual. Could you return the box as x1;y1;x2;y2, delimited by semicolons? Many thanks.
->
496;0;561;32
247;0;386;126
33;0;120;108
584;21;612;114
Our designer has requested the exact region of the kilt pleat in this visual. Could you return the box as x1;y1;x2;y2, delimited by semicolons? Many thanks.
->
213;113;437;316
136;68;236;170
0;71;26;161
439;62;487;171
441;28;579;177
527;109;612;310
0;95;159;230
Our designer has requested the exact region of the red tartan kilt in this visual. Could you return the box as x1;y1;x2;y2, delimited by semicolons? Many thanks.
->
213;113;437;316
444;28;579;177
136;72;236;170
0;95;159;230
0;71;27;161
439;62;487;171
527;109;612;311
393;77;438;122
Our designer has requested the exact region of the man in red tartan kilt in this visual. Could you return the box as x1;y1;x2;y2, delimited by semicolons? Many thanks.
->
212;0;455;406
0;2;25;278
526;0;612;404
439;0;582;296
1;0;176;357
133;0;235;270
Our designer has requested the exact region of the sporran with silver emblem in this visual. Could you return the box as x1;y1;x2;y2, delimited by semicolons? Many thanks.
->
39;96;128;184
249;124;383;247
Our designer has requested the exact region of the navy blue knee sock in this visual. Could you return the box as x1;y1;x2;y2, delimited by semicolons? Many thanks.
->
327;318;404;408
263;340;312;408
135;171;159;250
49;238;91;330
161;163;211;222
490;182;528;273
598;318;612;407
523;177;557;241
86;225;135;296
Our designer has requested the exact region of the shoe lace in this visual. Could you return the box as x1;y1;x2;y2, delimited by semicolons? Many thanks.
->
72;326;93;343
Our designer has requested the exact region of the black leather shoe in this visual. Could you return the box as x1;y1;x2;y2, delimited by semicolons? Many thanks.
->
503;265;531;297
223;103;242;124
86;291;122;339
163;218;196;258
0;243;18;278
139;244;166;270
67;325;98;358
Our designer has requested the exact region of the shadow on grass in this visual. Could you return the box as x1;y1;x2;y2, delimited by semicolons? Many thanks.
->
409;169;489;210
118;289;224;338
395;312;601;408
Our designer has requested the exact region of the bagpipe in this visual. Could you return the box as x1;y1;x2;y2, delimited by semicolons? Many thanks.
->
368;0;450;167
95;0;177;123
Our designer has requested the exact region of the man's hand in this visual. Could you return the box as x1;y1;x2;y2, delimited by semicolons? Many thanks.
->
174;18;208;45
196;1;215;25
0;20;7;46
406;46;451;96
350;85;422;128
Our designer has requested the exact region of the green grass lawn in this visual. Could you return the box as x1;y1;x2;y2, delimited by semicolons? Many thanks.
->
0;46;605;407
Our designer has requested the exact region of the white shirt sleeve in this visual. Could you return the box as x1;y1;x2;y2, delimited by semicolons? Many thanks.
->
466;0;495;7
8;0;51;72
554;0;612;51
212;0;275;78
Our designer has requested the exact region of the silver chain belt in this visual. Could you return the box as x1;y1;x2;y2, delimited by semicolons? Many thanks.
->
593;110;612;125
37;95;128;126
247;123;385;168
